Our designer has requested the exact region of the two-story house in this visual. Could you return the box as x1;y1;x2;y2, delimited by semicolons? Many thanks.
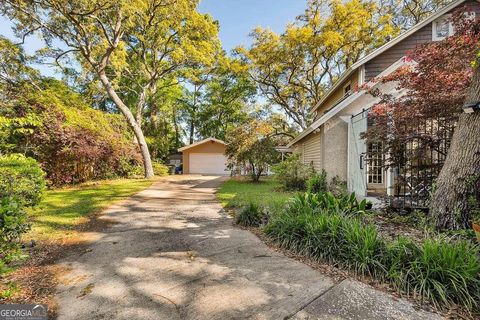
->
287;0;480;200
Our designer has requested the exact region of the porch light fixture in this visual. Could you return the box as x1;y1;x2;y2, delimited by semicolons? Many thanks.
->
463;101;480;114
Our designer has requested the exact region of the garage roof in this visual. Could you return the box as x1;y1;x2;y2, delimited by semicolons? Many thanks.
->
178;137;227;152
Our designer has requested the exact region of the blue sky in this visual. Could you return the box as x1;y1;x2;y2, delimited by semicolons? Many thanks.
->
0;1;306;75
198;0;305;52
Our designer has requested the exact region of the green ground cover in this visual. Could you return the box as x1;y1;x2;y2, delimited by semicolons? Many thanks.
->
27;178;154;241
216;177;292;212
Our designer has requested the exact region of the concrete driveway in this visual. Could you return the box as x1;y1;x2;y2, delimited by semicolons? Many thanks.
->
55;175;440;320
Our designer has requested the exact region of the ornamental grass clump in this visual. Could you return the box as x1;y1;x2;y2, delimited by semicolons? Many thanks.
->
235;202;264;227
265;191;480;313
386;237;480;311
264;207;384;276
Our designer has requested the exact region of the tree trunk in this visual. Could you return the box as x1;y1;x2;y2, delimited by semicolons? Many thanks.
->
189;118;195;145
172;106;180;149
98;72;154;178
430;66;480;230
135;88;147;127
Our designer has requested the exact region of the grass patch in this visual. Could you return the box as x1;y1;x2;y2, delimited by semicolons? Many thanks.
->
217;177;292;212
27;178;154;241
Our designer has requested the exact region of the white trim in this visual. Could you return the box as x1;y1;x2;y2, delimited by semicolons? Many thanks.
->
288;57;410;147
311;0;467;113
350;0;466;69
178;137;226;152
358;65;365;86
432;14;453;41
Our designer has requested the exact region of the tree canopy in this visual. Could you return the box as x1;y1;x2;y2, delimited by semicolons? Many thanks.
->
237;0;398;129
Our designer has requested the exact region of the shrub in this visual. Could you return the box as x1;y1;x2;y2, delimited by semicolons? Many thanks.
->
152;161;169;176
0;197;30;263
306;170;328;194
0;154;46;207
329;176;348;196
235;203;264;227
2;80;141;186
287;191;368;216
272;155;313;191
0;154;45;267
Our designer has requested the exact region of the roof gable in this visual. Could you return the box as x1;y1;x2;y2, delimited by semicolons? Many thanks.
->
178;138;227;152
313;0;468;112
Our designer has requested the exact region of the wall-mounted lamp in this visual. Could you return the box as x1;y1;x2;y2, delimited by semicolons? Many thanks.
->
463;101;480;114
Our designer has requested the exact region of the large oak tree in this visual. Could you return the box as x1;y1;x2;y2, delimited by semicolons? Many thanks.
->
2;0;220;177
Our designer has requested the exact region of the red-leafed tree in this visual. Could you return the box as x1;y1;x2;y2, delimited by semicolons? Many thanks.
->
364;13;480;229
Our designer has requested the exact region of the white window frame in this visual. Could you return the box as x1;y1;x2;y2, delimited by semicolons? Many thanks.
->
432;14;453;41
367;142;384;185
432;12;476;41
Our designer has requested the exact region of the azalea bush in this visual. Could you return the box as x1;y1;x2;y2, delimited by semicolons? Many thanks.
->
0;154;46;206
1;80;141;186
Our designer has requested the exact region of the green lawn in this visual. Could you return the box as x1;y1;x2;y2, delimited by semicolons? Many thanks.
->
217;177;293;211
27;178;154;241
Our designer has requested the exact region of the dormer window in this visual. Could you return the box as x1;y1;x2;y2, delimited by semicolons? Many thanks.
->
433;12;475;41
433;16;452;40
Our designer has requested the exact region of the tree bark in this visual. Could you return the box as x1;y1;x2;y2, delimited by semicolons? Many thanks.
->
429;66;480;230
98;72;154;178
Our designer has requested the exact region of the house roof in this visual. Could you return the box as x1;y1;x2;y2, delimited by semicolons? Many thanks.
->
178;137;227;152
289;0;469;148
287;57;410;147
312;0;468;112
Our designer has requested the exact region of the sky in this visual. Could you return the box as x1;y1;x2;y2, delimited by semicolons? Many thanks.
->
198;0;306;52
0;0;306;76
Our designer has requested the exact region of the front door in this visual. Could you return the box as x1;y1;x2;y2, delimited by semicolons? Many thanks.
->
348;111;367;197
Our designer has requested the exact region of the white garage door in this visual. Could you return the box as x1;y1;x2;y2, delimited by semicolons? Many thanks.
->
189;153;230;175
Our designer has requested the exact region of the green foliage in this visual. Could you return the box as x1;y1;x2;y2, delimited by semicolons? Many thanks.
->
0;198;30;264
306;170;328;194
238;0;398;129
264;209;384;277
265;191;480;313
329;176;348;197
152;161;169;176
225;119;279;182
0;154;45;268
272;155;313;191
0;154;46;207
235;203;264;228
1;79;141;186
288;191;367;216
387;237;480;311
217;178;292;213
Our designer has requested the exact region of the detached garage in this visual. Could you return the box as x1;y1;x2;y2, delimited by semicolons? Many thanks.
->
178;138;230;175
